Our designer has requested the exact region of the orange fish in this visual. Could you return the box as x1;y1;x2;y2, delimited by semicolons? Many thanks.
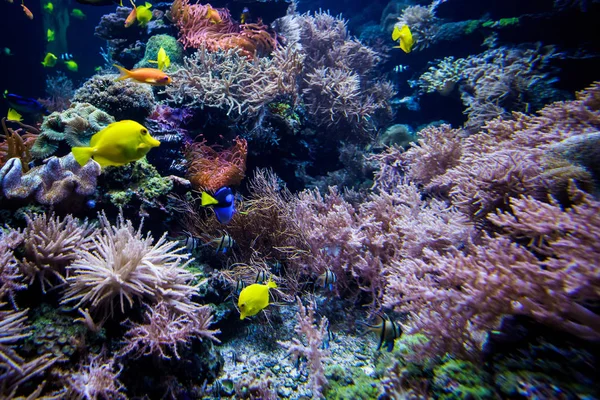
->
114;64;172;85
205;5;221;24
124;0;136;27
21;1;33;19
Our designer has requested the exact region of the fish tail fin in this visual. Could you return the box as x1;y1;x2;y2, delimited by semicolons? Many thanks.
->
71;147;94;166
113;64;131;81
266;279;278;289
201;192;219;207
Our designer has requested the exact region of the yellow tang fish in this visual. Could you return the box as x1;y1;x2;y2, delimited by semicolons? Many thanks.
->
71;9;86;19
71;120;160;167
41;52;57;67
7;108;22;122
392;25;414;54
136;2;152;26
238;279;277;320
43;1;53;13
47;28;55;42
148;47;170;71
64;60;78;72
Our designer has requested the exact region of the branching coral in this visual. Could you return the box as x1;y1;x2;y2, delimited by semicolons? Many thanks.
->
278;298;328;398
63;353;126;400
40;72;74;113
0;118;38;172
62;212;197;321
170;0;277;57
185;137;248;191
291;10;394;134
164;45;303;118
120;301;220;360
0;154;101;206
396;83;600;219
17;213;96;293
384;185;600;360
32;102;115;159
294;181;473;306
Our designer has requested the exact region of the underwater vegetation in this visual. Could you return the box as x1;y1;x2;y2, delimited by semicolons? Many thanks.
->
0;0;600;398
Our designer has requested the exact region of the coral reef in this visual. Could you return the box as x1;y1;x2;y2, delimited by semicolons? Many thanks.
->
185;137;248;191
62;212;197;321
171;0;277;57
63;353;125;400
395;5;441;51
0;153;101;207
164;45;303;119
0;118;37;172
17;213;95;293
32;102;115;159
72;74;156;121
120;301;219;360
39;72;74;113
136;34;184;69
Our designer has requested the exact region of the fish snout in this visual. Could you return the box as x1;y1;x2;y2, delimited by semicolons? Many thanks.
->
148;136;161;147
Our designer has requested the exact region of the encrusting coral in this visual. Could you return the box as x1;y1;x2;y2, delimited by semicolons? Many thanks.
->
72;74;156;121
32;102;115;159
0;153;101;206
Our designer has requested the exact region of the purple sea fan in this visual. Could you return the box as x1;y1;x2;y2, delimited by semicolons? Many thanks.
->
119;301;220;360
61;212;197;322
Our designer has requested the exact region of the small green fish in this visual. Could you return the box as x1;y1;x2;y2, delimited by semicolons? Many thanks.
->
71;8;86;19
41;52;57;67
47;28;55;42
43;2;54;13
64;60;78;72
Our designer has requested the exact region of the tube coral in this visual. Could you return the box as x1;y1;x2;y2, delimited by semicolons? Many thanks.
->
185;137;247;191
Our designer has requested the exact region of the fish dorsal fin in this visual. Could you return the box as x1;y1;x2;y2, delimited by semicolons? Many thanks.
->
392;25;401;41
90;122;117;147
201;192;219;207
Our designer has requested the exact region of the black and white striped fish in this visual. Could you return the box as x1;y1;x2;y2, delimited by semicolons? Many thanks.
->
255;270;269;284
363;314;402;352
316;269;337;290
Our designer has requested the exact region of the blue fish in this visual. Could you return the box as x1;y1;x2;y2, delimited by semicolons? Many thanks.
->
201;186;236;224
3;90;48;115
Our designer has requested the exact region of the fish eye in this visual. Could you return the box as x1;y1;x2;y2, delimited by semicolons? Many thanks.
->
240;303;245;308
141;128;148;135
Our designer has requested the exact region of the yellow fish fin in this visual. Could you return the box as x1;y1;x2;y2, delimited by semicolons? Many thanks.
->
266;279;277;289
72;147;95;166
93;154;124;167
113;64;132;81
392;25;402;41
145;2;151;7
201;192;219;207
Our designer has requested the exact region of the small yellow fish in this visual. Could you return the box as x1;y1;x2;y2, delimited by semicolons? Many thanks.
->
71;120;160;167
43;1;53;13
135;2;152;26
41;52;57;67
148;47;170;71
7;108;22;122
71;9;86;19
392;25;414;54
238;279;277;320
64;60;78;72
205;5;221;24
47;28;55;42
